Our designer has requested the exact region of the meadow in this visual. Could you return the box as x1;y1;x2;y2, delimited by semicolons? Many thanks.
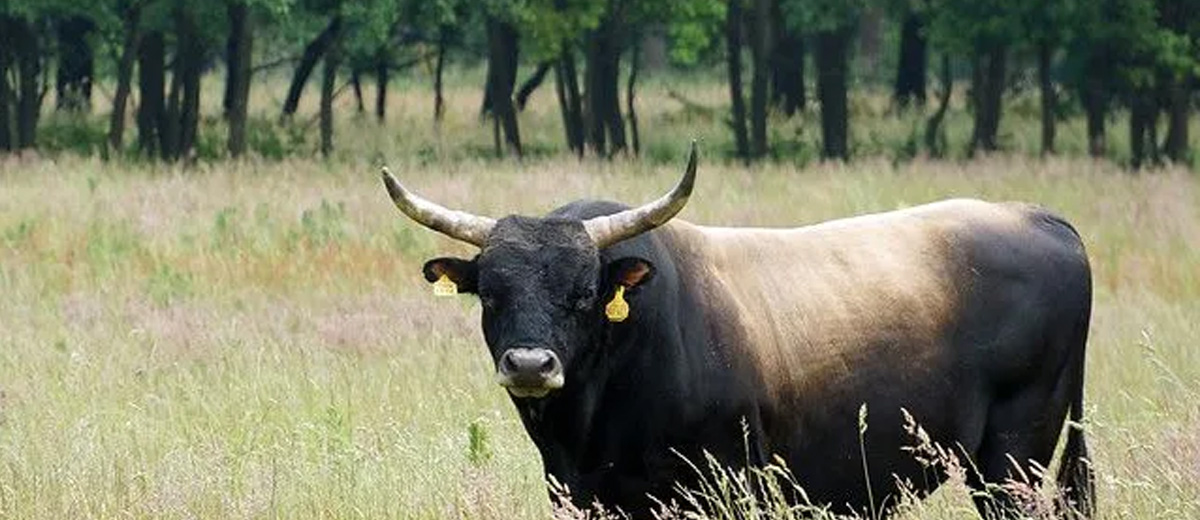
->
1;74;1199;518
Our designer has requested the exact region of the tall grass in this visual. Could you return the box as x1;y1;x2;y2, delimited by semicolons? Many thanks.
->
1;74;1198;518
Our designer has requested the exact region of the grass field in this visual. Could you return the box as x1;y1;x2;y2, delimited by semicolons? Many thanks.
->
2;77;1199;518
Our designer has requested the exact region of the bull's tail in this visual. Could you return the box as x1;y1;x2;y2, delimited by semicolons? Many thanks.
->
1055;305;1095;519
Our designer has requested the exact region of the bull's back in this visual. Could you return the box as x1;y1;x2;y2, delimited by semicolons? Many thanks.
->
661;198;1088;404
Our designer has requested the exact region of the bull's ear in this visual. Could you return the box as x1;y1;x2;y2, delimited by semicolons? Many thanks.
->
606;257;655;289
422;257;478;294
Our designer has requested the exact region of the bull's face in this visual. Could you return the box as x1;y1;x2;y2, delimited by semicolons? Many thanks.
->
380;143;696;399
421;218;655;398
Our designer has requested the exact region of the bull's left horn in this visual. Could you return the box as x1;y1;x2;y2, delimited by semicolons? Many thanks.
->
381;166;496;247
583;141;698;249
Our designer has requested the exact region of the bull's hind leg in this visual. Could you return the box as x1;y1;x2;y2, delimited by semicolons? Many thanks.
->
968;380;1073;520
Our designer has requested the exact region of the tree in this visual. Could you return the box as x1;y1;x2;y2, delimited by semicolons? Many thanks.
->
726;0;749;162
483;13;522;157
1016;0;1074;155
225;0;253;157
6;15;44;150
924;53;952;156
319;22;340;157
926;0;1021;155
770;0;806;117
281;16;342;120
893;5;927;109
0;15;14;152
108;0;142;153
748;0;771;158
784;0;864;161
582;0;628;157
55;16;96;111
1063;0;1124;158
1157;0;1198;164
137;28;165;155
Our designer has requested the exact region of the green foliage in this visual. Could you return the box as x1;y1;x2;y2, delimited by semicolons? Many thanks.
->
467;418;493;466
922;0;1022;52
145;262;194;306
661;0;725;65
294;200;348;248
36;115;108;156
781;0;867;33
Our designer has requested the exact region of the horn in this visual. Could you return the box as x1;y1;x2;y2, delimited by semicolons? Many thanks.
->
583;141;698;249
381;166;496;247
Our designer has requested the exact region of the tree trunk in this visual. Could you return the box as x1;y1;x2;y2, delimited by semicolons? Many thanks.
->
893;11;927;109
554;60;575;156
13;18;42;150
858;6;882;82
350;68;365;114
726;0;749;163
1129;91;1155;169
748;0;771;159
319;23;341;157
924;53;952;157
1038;41;1055;155
770;3;805;117
584;7;627;157
1163;76;1190;163
815;27;852;161
432;30;444;122
176;8;203;162
626;35;641;156
56;17;95;112
1;17;17;151
556;47;585;157
484;16;522;157
108;2;141;153
1159;0;1190;164
161;53;182;160
226;1;253;158
374;51;388;122
516;61;552;111
969;45;1007;155
376;49;389;122
1081;71;1107;157
137;30;165;155
282;16;342;119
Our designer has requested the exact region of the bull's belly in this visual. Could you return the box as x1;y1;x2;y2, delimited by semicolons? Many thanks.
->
757;365;986;515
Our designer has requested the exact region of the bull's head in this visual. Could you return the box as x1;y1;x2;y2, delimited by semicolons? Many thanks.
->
381;143;697;399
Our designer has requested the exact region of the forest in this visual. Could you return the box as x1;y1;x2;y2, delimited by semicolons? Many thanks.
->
0;0;1196;169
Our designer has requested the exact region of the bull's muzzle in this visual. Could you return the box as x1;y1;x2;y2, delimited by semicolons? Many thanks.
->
496;348;564;398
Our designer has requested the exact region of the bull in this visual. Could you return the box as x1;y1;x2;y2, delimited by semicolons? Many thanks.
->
380;144;1094;519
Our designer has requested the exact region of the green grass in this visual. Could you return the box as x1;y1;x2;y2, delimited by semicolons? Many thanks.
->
1;74;1198;518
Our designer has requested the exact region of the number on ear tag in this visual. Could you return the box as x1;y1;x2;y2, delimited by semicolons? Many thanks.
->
433;274;458;296
605;285;630;322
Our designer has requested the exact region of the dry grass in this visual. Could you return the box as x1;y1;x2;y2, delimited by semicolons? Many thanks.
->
2;74;1199;518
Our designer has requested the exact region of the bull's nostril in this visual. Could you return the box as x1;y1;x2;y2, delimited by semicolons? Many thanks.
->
539;356;556;374
500;352;518;374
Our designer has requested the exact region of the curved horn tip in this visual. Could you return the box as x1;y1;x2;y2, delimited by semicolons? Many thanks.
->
380;166;406;203
674;140;699;196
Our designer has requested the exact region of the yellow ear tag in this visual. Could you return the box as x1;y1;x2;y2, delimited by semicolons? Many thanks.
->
605;285;630;322
432;274;458;296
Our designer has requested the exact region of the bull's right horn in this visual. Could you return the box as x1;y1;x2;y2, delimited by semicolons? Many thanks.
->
381;167;496;247
582;141;698;249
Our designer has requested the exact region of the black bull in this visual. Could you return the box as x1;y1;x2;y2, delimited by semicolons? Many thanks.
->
381;147;1094;519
